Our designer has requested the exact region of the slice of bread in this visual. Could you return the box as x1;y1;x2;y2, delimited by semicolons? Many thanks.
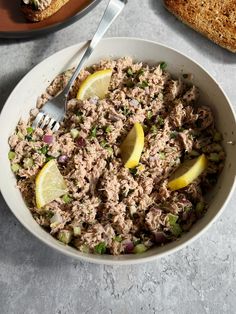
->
21;0;71;22
164;0;236;53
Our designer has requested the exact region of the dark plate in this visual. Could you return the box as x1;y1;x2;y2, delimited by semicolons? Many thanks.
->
0;0;101;38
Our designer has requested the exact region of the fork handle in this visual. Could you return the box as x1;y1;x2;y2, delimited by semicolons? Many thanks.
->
63;0;126;97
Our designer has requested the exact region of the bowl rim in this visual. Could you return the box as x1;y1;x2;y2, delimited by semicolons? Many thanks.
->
0;37;236;265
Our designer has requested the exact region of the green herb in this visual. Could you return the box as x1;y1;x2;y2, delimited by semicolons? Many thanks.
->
45;211;54;219
133;244;147;254
126;68;133;77
136;68;144;76
129;168;137;177
105;125;111;133
95;242;106;254
138;80;149;89
114;235;122;242
100;140;108;148
8;151;16;160
122;106;131;116
156;115;164;126
89;126;97;138
11;163;20;173
170;131;178;139
76;111;83;117
39;146;48;155
160;62;167;70
159;152;165;160
25;135;33;141
46;156;55;162
62;194;72;204
26;127;34;135
150;125;158;134
146;111;153;120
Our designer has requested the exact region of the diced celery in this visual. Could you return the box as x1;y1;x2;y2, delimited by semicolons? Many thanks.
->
106;147;113;154
213;131;222;142
80;245;89;253
151;125;158;134
11;163;20;173
105;126;111;133
8;151;16;160
23;157;34;169
133;244;147;254
70;128;79;139
73;226;81;236
196;201;205;213
208;153;220;162
58;230;72;244
167;214;182;236
17;132;24;140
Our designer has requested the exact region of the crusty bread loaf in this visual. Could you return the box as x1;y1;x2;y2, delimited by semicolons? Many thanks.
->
164;0;236;53
21;0;71;22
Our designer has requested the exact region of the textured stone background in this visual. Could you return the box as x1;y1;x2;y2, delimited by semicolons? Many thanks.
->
0;1;236;313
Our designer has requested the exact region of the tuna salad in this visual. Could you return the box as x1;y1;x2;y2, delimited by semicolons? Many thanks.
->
8;57;225;255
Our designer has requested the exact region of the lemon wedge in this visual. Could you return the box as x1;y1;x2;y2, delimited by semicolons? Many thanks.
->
168;154;208;191
36;160;68;208
77;69;112;100
120;123;144;169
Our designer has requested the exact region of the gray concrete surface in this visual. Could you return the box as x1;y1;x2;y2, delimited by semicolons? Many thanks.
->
0;1;236;313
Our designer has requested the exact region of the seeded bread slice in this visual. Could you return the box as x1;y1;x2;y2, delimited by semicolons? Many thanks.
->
21;0;71;22
164;0;236;53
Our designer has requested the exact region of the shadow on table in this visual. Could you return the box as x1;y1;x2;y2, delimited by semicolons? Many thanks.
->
0;192;87;269
150;0;236;64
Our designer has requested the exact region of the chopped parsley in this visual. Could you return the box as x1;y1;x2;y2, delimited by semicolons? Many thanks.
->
26;127;34;134
170;131;178;139
62;194;72;204
89;126;97;138
129;168;138;177
150;125;158;134
105;125;111;133
126;68;133;77
94;242;106;254
156;115;164;126
38;146;48;155
160;62;167;70
138;80;149;89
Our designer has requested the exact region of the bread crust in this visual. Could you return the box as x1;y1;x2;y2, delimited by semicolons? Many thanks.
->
164;0;236;53
21;0;71;22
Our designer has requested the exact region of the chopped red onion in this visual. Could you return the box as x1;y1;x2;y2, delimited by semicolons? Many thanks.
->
43;134;54;144
58;155;68;164
123;240;134;253
153;231;168;244
76;137;86;147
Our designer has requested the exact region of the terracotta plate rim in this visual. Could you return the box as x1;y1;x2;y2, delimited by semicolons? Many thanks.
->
0;0;102;39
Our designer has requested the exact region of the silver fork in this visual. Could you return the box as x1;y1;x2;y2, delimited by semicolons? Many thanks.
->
32;0;127;132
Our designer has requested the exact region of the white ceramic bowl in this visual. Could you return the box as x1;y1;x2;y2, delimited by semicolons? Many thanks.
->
0;38;236;265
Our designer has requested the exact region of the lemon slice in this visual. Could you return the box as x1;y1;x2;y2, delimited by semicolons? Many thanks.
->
120;123;144;169
168;154;208;191
77;69;112;100
36;160;68;208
